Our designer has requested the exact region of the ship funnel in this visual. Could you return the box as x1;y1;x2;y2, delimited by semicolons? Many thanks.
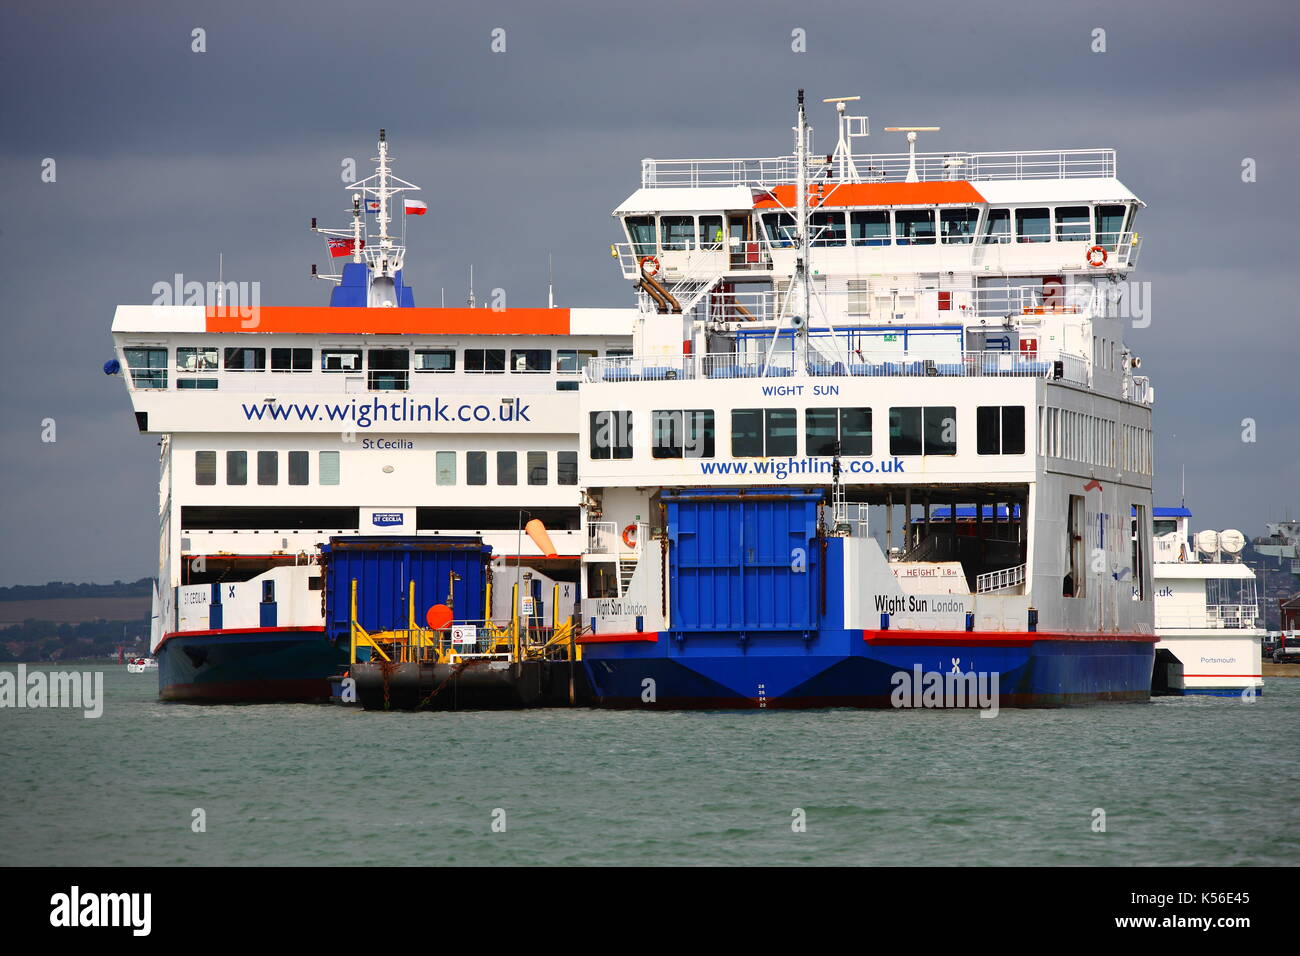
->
525;519;558;558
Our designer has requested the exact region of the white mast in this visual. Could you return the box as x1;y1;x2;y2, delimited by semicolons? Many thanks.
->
795;89;811;370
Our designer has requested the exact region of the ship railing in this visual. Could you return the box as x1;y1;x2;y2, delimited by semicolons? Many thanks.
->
1156;607;1262;630
976;564;1026;594
584;349;1076;383
588;521;619;555
641;149;1116;188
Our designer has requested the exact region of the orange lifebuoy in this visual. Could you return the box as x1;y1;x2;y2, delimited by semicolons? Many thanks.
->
639;255;660;278
622;524;637;549
1086;245;1107;267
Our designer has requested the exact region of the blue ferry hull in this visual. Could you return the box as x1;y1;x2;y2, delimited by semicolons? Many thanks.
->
581;629;1155;708
157;629;347;703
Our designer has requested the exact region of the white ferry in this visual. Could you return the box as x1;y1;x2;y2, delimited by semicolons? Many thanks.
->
574;92;1158;707
1151;507;1264;696
109;131;635;701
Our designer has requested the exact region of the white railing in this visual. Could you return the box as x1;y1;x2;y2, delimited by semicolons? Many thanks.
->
584;350;1071;384
1157;606;1262;630
588;521;618;555
976;564;1026;594
641;149;1116;188
124;368;586;395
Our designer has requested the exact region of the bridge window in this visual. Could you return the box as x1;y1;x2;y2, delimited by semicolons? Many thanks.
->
528;451;548;485
1095;204;1126;250
464;349;505;373
271;348;312;372
698;216;724;249
557;451;577;485
496;451;517;485
257;451;278;485
660;216;695;251
940;208;979;244
894;209;936;245
976;405;1026;455
652;409;715;459
890;406;956;455
1055;206;1091;241
288;451;309;485
177;347;218;372
436;451;456;486
321;349;362;372
319;451;339;485
806;407;872;456
810;211;846;247
590;410;634;460
510;349;552;373
124;347;168;389
625;216;656;256
1015;208;1051;243
195;451;216;486
466;451;487;485
732;408;795;457
557;349;597;372
368;349;409;390
415;349;454;372
850;211;890;246
224;347;264;371
762;212;797;247
226;451;247;485
981;208;1011;244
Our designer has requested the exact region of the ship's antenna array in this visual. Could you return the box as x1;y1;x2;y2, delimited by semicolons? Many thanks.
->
884;126;941;182
822;95;869;182
310;129;423;289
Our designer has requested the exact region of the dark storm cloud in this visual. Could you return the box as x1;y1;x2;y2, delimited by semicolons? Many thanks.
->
1;0;1297;583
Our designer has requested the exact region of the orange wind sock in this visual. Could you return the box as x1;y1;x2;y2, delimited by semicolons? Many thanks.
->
525;518;558;558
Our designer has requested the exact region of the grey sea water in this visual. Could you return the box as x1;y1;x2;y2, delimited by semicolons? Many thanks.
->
1;664;1297;866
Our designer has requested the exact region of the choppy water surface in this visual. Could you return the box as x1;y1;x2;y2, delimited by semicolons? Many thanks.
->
1;665;1297;866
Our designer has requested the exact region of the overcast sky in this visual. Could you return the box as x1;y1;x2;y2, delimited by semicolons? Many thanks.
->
1;0;1297;585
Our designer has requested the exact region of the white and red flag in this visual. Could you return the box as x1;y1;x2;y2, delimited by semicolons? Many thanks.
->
404;199;428;216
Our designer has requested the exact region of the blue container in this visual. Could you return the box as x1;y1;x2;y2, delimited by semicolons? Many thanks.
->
664;489;822;631
322;536;491;641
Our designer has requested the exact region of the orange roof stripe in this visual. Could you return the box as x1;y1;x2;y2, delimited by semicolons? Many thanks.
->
205;306;571;335
754;181;986;209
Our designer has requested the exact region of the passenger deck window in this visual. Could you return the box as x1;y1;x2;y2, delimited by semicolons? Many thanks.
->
367;348;409;390
226;450;247;485
850;211;890;246
981;209;1011;244
465;349;505;373
288;450;309;485
890;406;956;455
322;349;362;372
1016;208;1051;243
415;349;454;372
527;451;548;485
806;407;872;456
977;405;1026;455
224;347;265;371
810;211;846;247
510;349;552;373
732;408;795;457
436;451;456;486
940;208;979;244
195;451;216;486
257;451;278;485
496;451;517;485
557;451;577;485
894;209;936;245
176;347;218;372
1055;206;1091;241
652;409;715;459
590;411;634;460
557;349;597;373
466;451;487;486
124;347;168;389
271;348;312;372
318;451;340;485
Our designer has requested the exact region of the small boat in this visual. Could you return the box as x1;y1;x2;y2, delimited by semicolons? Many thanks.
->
126;657;159;674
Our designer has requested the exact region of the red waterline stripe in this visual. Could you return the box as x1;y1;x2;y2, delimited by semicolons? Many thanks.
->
864;629;1157;647
160;625;326;642
576;632;659;645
